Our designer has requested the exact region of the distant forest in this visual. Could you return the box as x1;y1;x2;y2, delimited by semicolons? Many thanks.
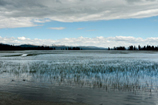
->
1;43;158;51
0;43;82;51
108;45;158;50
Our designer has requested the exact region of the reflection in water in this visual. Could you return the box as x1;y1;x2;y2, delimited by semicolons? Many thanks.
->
0;50;158;105
0;79;158;105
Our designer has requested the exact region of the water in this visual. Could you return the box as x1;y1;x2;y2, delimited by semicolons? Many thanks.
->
0;50;158;105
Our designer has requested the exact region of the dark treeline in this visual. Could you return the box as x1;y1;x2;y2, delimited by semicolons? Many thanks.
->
108;45;158;51
0;43;53;50
0;43;82;51
2;43;157;51
61;47;82;50
112;46;126;50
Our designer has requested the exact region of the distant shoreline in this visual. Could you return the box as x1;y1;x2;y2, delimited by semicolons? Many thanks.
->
1;43;158;51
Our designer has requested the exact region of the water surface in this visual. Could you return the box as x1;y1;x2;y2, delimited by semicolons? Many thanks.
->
0;50;158;105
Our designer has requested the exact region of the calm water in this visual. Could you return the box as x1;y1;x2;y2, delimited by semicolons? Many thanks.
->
0;50;158;105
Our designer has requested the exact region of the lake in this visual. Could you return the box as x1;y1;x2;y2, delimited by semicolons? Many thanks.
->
0;50;158;105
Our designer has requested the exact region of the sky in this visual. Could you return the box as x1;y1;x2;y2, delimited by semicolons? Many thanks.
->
0;0;158;48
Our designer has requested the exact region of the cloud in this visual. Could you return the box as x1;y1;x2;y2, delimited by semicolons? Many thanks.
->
0;17;37;28
1;36;158;48
33;18;51;23
0;0;158;28
18;36;30;40
49;27;65;30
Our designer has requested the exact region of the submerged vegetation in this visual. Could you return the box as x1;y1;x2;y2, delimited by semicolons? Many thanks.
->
0;59;158;92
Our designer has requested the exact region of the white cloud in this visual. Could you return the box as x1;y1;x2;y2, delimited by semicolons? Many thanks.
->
0;0;158;28
18;36;30;40
33;18;51;23
49;27;65;30
1;36;158;48
0;17;37;29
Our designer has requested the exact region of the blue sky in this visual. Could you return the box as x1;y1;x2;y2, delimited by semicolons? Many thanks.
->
0;0;158;47
1;16;158;39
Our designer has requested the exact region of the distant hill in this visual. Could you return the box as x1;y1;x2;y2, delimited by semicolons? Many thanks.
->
0;43;53;50
50;45;107;50
0;43;107;50
78;46;107;50
20;44;39;48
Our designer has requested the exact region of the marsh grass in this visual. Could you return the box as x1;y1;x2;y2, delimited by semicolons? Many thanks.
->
0;60;158;92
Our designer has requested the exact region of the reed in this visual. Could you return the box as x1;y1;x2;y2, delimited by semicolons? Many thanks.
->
0;59;158;92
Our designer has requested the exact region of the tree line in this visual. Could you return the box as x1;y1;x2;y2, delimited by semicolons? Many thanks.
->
108;45;158;50
1;43;158;51
0;43;82;51
0;43;53;50
61;47;82;50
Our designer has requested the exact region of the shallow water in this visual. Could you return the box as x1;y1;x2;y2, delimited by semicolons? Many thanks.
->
0;50;158;105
